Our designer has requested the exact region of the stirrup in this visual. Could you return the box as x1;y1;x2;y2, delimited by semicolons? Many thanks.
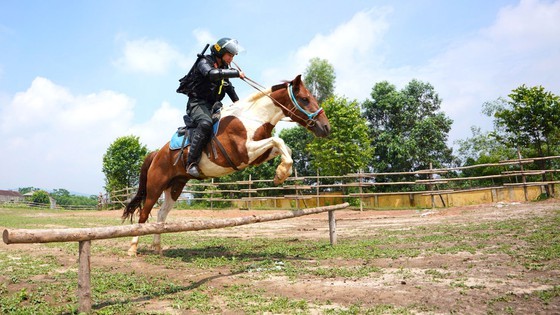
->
187;163;202;178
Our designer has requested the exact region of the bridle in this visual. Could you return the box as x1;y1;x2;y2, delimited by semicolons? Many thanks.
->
234;63;323;128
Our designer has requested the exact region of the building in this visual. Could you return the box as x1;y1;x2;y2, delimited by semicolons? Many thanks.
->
0;190;24;203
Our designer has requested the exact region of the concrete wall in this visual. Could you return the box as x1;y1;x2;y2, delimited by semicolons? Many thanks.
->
236;184;554;210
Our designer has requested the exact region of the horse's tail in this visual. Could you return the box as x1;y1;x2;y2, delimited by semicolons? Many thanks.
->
122;151;158;223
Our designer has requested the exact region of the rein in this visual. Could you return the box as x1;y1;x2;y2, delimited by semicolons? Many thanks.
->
233;62;322;127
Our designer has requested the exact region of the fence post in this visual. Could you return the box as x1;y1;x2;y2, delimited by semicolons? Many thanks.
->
359;170;363;212
316;169;320;207
429;163;435;208
78;240;92;313
247;175;252;210
328;210;337;245
210;178;214;210
517;149;528;201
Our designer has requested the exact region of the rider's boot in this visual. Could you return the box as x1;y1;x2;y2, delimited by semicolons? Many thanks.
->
186;121;212;178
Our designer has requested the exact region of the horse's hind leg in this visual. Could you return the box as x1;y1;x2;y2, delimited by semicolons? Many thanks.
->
151;180;186;254
151;188;176;255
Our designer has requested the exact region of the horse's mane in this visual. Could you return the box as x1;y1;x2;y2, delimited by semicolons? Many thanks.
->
246;88;272;103
244;81;288;103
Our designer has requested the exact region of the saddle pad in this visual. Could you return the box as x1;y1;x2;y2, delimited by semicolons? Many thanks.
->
169;121;221;151
170;131;188;150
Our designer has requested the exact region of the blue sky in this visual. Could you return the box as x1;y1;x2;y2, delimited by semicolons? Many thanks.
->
1;0;559;195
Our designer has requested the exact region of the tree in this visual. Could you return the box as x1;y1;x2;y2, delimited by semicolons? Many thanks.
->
483;85;560;194
455;126;516;166
31;190;50;204
307;96;373;176
18;187;38;194
484;85;560;158
279;127;313;176
51;188;97;207
363;80;454;183
303;58;336;104
102;135;149;194
455;126;517;187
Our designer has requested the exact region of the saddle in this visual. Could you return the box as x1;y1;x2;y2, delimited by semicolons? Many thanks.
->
173;108;238;170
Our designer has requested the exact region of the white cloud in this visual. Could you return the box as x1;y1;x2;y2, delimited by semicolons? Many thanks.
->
0;77;136;194
128;101;184;149
114;38;187;74
417;0;560;142
263;8;392;99
265;1;560;146
192;28;214;47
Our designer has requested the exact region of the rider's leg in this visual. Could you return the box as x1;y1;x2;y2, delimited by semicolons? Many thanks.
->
185;98;213;177
186;119;213;177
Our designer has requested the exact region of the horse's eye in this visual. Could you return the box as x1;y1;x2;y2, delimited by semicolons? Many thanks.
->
302;97;309;104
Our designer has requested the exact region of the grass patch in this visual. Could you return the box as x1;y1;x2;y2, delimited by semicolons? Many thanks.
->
1;206;559;314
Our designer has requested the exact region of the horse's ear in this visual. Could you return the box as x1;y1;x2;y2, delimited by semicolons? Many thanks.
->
293;74;302;86
292;74;303;92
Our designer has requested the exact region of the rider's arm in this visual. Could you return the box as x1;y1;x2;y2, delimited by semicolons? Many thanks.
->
197;58;241;81
225;84;240;102
207;68;242;81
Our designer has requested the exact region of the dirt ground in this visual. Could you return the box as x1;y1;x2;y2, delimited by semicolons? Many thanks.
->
2;200;560;314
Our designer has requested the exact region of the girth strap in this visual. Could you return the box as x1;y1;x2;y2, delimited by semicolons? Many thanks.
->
211;136;239;171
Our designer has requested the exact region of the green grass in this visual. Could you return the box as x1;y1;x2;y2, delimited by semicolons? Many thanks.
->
1;207;559;314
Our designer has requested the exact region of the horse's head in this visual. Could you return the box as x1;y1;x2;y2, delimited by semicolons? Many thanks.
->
274;75;331;138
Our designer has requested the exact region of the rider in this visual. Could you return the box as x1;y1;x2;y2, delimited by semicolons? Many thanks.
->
180;37;245;178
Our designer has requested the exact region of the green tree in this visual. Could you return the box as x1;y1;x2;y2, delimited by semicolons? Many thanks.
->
102;135;149;194
483;85;560;193
50;188;97;207
455;126;516;166
31;190;50;204
455;126;517;187
484;85;560;158
18;187;38;194
303;57;336;104
279;127;313;177
363;80;454;184
308;96;373;176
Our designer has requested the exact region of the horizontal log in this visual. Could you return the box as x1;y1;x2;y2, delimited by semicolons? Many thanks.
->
3;203;349;244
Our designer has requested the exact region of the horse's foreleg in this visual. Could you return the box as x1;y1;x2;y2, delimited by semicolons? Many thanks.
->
152;188;176;255
247;137;293;185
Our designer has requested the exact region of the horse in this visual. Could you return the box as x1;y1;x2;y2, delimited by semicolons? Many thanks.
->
122;74;331;256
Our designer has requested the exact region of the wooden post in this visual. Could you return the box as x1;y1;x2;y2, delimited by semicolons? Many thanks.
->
210;179;214;210
359;170;363;212
429;163;435;208
316;169;320;207
247;175;252;210
294;169;300;210
517;149;528;201
328;210;337;245
78;240;92;313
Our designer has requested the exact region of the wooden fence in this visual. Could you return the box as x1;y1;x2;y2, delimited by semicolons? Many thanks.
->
105;155;560;210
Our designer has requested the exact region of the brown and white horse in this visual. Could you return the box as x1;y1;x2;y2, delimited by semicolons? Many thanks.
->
122;74;330;255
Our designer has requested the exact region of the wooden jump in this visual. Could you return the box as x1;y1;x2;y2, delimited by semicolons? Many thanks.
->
2;203;349;313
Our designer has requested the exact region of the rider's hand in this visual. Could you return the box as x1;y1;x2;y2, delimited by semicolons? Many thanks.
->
239;71;245;79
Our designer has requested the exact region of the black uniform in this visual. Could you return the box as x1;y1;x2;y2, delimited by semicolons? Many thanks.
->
179;53;242;177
